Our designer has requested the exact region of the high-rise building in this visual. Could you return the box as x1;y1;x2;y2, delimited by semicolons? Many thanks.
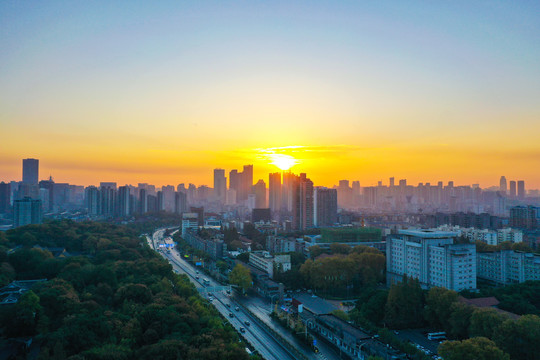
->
389;177;395;187
139;189;148;214
175;191;187;214
499;176;507;194
517;180;525;199
268;172;281;213
100;183;117;216
386;229;476;291
292;173;314;231
39;177;55;211
314;187;337;227
190;206;204;226
22;158;39;184
509;181;516;198
253;179;267;209
0;182;11;214
229;165;254;203
337;180;352;208
161;185;175;212
118;186;131;216
13;197;42;227
509;205;538;229
281;171;294;212
352;181;361;196
85;186;100;215
157;191;165;211
213;168;227;203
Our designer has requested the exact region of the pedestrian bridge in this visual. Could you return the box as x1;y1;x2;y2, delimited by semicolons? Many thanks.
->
198;285;232;293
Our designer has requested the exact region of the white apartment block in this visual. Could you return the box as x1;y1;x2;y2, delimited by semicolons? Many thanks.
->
387;229;476;291
249;251;291;279
436;225;522;246
477;250;540;285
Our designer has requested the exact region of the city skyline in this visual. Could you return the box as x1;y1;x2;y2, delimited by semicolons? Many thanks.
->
2;2;540;188
1;157;539;192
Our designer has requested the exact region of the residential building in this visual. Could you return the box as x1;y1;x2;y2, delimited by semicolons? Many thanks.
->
268;172;281;213
213;168;227;203
314;187;337;227
477;250;540;285
13;197;42;227
249;251;291;278
292;173;314;231
0;182;11;214
386;229;476;291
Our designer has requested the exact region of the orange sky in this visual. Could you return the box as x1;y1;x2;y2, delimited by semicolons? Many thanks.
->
1;2;540;189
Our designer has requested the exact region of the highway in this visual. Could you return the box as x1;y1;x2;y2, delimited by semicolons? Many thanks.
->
149;228;299;360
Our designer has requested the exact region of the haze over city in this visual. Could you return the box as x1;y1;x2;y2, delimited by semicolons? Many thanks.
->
2;1;540;188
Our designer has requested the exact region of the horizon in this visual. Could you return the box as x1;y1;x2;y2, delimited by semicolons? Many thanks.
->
1;156;538;191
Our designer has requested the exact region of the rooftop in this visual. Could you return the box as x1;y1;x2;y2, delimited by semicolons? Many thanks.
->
398;229;458;238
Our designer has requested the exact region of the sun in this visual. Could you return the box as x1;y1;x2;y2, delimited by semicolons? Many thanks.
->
269;153;298;171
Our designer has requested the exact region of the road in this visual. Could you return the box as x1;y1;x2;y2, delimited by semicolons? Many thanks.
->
149;228;299;360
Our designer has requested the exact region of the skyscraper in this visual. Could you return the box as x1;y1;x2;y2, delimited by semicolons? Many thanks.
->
268;172;281;212
292;173;314;231
213;168;227;203
499;176;507;194
314;187;337;227
389;177;395;187
509;181;517;198
22;158;39;184
517;180;525;199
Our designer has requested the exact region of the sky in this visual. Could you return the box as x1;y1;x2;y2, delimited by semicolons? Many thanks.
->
1;1;539;188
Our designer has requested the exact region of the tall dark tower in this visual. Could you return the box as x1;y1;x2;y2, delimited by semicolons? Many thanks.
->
22;158;39;184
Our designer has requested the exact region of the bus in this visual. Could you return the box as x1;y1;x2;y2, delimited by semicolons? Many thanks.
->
427;332;446;340
203;279;210;286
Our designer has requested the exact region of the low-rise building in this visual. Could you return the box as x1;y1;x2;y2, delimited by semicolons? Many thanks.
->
248;251;291;278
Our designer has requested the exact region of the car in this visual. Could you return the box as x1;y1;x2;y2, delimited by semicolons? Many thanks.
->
226;289;231;294
208;296;213;301
196;270;199;274
239;327;246;333
229;313;234;318
195;276;199;279
235;306;240;311
226;303;231;307
244;321;250;326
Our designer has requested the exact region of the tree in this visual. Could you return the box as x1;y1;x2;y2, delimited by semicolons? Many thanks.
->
330;243;351;255
308;245;324;258
493;314;540;360
468;308;507;339
438;337;509;360
228;264;252;293
424;287;459;329
447;302;474;339
384;276;424;329
236;252;250;263
216;261;228;274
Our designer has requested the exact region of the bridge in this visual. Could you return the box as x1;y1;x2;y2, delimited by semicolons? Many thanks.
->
198;285;233;293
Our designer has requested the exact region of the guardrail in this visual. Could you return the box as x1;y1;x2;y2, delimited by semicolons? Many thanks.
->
236;301;309;360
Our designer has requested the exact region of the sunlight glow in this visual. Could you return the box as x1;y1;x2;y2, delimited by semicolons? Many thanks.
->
268;153;298;171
